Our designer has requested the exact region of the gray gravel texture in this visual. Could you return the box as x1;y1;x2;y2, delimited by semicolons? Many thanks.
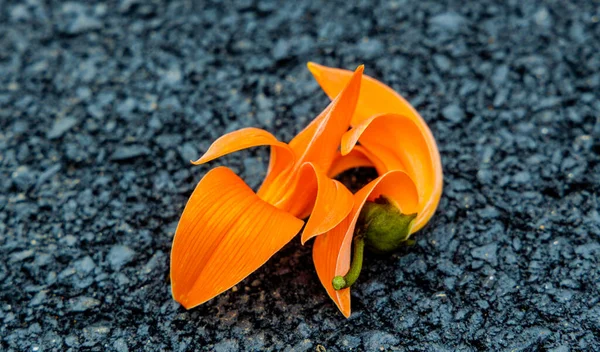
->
1;0;600;351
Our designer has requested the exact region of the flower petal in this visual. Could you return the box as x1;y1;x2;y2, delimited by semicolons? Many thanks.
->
327;146;376;178
312;216;353;317
307;62;424;127
288;65;363;171
192;127;292;165
191;127;295;198
289;163;354;244
341;113;442;232
312;170;418;317
171;166;304;309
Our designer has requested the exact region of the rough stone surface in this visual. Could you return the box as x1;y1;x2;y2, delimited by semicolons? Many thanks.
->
1;0;599;351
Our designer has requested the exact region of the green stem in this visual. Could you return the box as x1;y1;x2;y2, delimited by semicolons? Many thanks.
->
332;235;365;290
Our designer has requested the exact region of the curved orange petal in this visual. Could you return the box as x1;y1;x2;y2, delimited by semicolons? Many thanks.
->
192;127;291;165
327;146;376;178
313;171;418;317
288;65;363;171
311;216;353;317
307;62;424;127
191;127;295;196
170;167;304;309
341;113;442;232
285;163;354;244
287;104;330;159
259;65;364;208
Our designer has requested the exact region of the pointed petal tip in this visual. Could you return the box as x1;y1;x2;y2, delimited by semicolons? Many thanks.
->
190;153;213;166
307;62;322;77
308;62;364;78
171;285;192;309
190;155;215;165
333;289;352;318
175;296;201;310
173;295;189;310
349;65;364;84
342;308;351;318
340;144;352;156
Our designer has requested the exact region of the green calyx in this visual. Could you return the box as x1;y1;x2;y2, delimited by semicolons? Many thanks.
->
332;196;417;291
360;196;417;254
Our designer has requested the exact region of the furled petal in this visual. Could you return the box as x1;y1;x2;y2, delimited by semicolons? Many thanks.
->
288;65;363;171
191;127;295;197
308;63;442;232
171;166;304;309
312;171;418;317
280;162;354;244
192;127;292;165
341;113;442;232
328;146;376;178
260;65;364;208
307;62;426;127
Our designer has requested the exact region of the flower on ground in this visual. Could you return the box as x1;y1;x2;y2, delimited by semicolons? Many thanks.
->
307;63;443;317
170;63;443;318
170;66;365;309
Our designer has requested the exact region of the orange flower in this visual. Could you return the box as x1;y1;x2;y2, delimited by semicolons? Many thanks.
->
170;66;365;309
307;63;443;317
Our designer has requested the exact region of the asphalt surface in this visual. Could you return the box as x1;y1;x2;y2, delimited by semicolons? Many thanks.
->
1;0;599;351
